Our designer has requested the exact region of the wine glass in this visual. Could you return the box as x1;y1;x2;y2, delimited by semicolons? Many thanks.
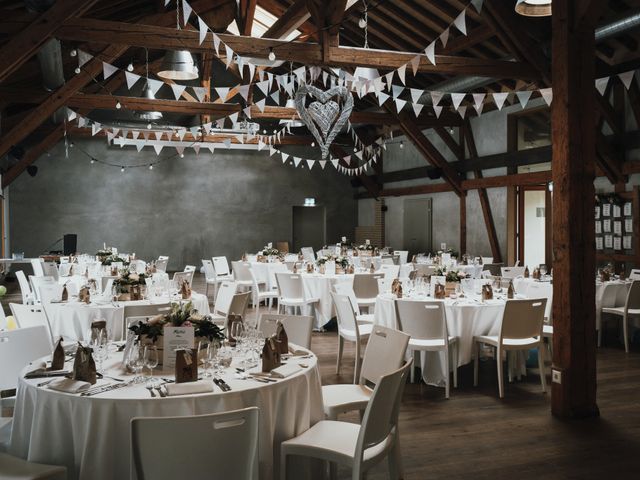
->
540;265;547;279
203;342;218;378
143;346;159;380
230;320;245;348
126;344;145;383
91;330;108;374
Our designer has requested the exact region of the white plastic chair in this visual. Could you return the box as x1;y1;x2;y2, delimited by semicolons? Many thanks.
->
281;360;411;480
322;325;409;420
378;264;400;280
481;257;494;265
601;280;640;353
210;281;239;323
527;281;554;339
300;247;315;263
395;299;458;397
275;273;318;315
201;259;217;298
38;283;63;304
394;250;409;265
208;256;233;300
352;273;383;312
42;261;59;281
155;256;169;272
132;407;259;480
257;313;314;349
232;261;256;291
15;270;34;305
183;265;196;273
629;269;640;280
9;303;53;349
249;267;277;311
172;270;194;287
29;276;56;304
501;266;526;279
30;258;45;277
1;326;53;396
473;298;547;398
332;292;373;383
333;283;373;324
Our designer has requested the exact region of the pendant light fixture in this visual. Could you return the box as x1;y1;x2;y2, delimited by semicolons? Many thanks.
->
157;2;199;80
515;0;552;17
137;48;163;122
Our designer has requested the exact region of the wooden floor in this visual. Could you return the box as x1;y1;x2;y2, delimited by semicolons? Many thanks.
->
3;272;640;478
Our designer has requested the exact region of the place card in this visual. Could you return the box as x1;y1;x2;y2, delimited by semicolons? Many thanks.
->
603;219;612;233
595;206;601;219
595;222;602;234
623;235;633;250
602;204;611;217
613;205;621;218
624;202;632;216
625;218;633;232
605;235;613;249
596;237;604;250
162;326;195;370
325;260;336;275
614;221;622;235
614;237;622;251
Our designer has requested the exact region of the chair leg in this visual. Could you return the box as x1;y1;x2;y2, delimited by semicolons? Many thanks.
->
280;452;288;480
336;336;344;375
497;347;505;398
623;314;630;353
452;342;458;389
473;342;479;387
508;351;513;384
538;345;547;393
329;461;337;480
410;350;417;384
388;436;404;480
354;339;362;384
597;328;602;348
444;347;450;399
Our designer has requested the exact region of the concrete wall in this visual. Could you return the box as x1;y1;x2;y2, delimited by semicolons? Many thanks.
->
9;139;357;270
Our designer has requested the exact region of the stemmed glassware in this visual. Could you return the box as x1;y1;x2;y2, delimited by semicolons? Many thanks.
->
126;344;146;383
91;330;109;374
143;346;159;380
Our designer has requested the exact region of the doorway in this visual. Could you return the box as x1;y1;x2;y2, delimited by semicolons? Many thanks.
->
403;198;433;257
517;186;552;269
292;206;326;252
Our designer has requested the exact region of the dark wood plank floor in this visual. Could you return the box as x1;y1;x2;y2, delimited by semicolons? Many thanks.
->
3;272;639;478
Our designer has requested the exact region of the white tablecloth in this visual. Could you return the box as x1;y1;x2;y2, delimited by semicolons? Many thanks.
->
400;263;483;279
374;293;504;385
300;273;354;329
43;293;210;342
10;352;323;480
250;262;290;290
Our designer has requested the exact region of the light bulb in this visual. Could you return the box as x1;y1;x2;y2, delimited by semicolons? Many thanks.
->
74;67;81;74
70;142;74;148
127;62;134;72
399;141;404;149
149;164;153;170
147;123;152;129
180;153;185;158
311;141;315;147
90;159;95;164
358;16;367;28
115;101;121;109
120;167;125;172
70;49;77;57
353;147;357;152
268;48;276;61
263;129;267;134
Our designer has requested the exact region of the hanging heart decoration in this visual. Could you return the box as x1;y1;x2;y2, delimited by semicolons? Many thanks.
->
294;85;354;159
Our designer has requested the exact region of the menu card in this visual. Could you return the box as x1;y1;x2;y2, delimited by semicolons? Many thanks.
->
605;235;613;249
595;206;601;219
162;327;195;370
614;221;622;235
596;237;604;250
623;236;633;250
625;218;633;232
613;205;621;218
325;261;336;275
602;204;611;217
614;237;622;250
595;222;602;234
603;219;611;233
624;202;632;216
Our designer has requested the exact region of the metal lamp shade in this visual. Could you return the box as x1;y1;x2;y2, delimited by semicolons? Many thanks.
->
137;83;163;121
157;50;199;80
515;0;551;17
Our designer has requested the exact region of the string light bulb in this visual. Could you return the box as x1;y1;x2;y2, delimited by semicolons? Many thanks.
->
311;141;315;147
115;101;122;109
180;153;185;158
149;164;153;170
358;16;367;28
90;159;95;164
74;67;81;74
399;141;404;149
268;48;276;61
127;62;134;72
120;166;125;172
70;49;77;57
147;123;152;129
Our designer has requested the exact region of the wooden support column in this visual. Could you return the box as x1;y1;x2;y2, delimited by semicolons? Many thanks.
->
550;0;600;419
460;194;467;255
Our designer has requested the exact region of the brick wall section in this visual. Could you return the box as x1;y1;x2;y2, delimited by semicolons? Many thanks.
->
355;199;385;247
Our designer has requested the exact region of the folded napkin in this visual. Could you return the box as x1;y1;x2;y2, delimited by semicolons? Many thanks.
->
288;345;308;356
165;381;214;396
24;361;47;377
47;378;92;394
270;363;302;379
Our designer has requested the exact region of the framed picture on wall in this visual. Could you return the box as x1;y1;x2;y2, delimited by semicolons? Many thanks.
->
624;202;632;216
614;221;622;235
596;237;604;250
625;218;633;232
595;206;601;219
614;237;622;250
605;235;613;249
595;222;602;234
602;204;611;217
613;205;621;218
623;236;633;250
603;219;612;233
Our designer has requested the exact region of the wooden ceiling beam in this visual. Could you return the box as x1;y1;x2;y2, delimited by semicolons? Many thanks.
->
54;18;541;79
238;0;258;36
0;0;98;84
262;0;310;39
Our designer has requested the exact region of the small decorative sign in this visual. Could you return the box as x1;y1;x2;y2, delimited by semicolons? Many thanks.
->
162;326;195;370
605;235;613;249
614;237;622;250
596;237;604;250
625;218;633;232
614;221;623;235
602;204;611;217
595;222;602;234
624;202;632;216
613;205;621;218
623;235;633;250
603;219;612;233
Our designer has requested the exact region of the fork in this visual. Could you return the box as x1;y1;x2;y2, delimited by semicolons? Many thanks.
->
154;385;167;397
145;385;156;397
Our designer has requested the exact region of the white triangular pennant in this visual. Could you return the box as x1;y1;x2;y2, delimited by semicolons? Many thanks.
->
192;86;207;102
451;93;466;111
293;157;301;167
431;91;444;106
539;87;553;106
212;33;221;55
135;140;145;152
124;71;141;89
412;103;424;117
270;90;280;104
618;70;635;90
224;45;234;68
255;99;266;112
306;159;315;169
397;64;407;85
182;0;192;26
170;83;186;100
175;146;185;156
392;85;404;99
223;139;231;149
425;41;436;66
440;28;450;48
215;87;229;101
331;158;339;169
78;50;92;67
472;93;486;114
153;144;164;155
395;98;407;113
243;106;252;118
410;88;423;104
102;62;118;80
198;17;208;45
516;90;532;109
319;160;327;170
238;84;250;101
453;10;467;35
228;112;239;125
492;92;509;110
458;106;467;118
410;55;421;76
147;78;163;96
471;0;484;13
595;77;609;96
433;105;443;118
256;80;270;96
377;91;390;106
91;122;101;136
193;144;201;155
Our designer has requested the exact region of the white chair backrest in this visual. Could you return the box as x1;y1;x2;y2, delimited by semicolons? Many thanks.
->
59;256;70;264
41;262;59;280
102;277;114;295
414;264;438;277
30;258;44;277
500;298;546;341
481;257;494;265
183;265;196;273
394;250;409;265
0;306;6;331
331;292;359;335
9;304;53;348
123;304;171;325
300;247;315;262
15;270;33;304
155;257;169;272
38;283;63;304
353;273;382;299
228;292;250;320
333;283;361;315
356;361;411;459
201;260;215;281
257;313;314;349
268;263;289;290
359;325;410;386
526;282;553;322
28;275;56;303
214;282;239;316
377;278;392;294
501;266;526;279
158;256;169;261
275;273;305;299
212;256;231;277
629;269;640;280
172;271;194;286
625;280;640;312
131;407;259;480
231;261;252;282
0;326;53;391
395;299;448;341
378;264;400;280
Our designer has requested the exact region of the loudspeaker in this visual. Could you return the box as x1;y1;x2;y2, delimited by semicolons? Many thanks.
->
63;234;77;255
427;167;442;180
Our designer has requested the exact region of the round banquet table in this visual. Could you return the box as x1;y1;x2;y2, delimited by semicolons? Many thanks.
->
250;261;290;290
400;263;483;279
43;292;210;342
9;350;323;480
374;293;505;385
300;273;354;329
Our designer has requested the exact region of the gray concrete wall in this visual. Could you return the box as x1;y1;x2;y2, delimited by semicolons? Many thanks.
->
9;139;357;270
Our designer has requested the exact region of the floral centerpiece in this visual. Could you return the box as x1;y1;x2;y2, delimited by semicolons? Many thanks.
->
96;248;112;263
262;246;281;257
113;268;148;300
434;266;467;296
102;254;128;266
357;243;375;251
434;248;459;259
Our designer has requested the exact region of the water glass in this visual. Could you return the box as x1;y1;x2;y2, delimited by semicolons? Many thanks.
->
143;346;159;379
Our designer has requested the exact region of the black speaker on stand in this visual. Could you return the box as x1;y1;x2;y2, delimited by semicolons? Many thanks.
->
63;234;77;255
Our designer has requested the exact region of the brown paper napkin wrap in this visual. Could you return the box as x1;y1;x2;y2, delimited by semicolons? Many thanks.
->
306;263;314;273
482;284;494;301
175;348;198;383
50;337;65;370
180;280;192;300
61;285;69;302
78;287;91;304
434;283;446;299
261;337;282;373
72;343;97;385
391;279;403;298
